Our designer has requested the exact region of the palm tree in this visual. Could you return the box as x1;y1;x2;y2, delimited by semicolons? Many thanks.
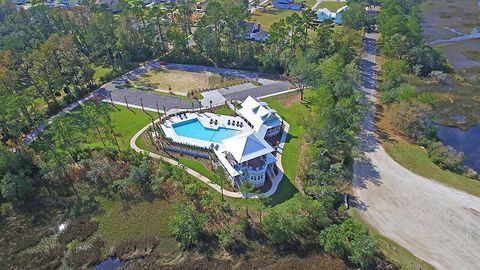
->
240;180;255;217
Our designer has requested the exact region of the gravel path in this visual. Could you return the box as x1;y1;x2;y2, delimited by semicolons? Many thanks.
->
353;32;480;270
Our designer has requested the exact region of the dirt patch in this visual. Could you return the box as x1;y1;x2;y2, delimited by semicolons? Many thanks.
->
274;92;302;108
132;68;250;95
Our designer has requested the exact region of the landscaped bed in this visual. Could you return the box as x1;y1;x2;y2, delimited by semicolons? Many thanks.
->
130;67;250;96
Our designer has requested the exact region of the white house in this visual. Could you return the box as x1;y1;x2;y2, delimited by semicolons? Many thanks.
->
59;0;79;9
218;131;276;188
272;0;304;10
238;96;282;138
242;22;270;42
316;5;348;24
160;95;283;189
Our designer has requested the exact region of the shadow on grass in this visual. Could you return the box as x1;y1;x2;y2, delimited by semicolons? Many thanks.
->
268;175;298;206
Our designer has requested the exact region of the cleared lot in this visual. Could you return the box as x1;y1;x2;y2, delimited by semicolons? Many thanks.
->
131;68;248;95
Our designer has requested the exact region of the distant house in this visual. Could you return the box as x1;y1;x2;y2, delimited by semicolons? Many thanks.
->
10;0;27;5
95;0;119;10
195;0;206;13
316;5;348;24
59;0;79;9
242;22;270;42
272;0;304;11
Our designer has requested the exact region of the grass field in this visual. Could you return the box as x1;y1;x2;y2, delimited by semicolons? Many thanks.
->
250;7;297;31
383;139;480;197
317;1;347;11
92;197;177;252
378;101;480;197
133;68;247;95
178;157;218;181
263;91;312;203
83;104;156;150
40;102;155;151
349;210;435;270
213;107;235;116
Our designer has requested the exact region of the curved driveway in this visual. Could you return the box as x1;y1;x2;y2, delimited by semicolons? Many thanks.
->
353;32;480;269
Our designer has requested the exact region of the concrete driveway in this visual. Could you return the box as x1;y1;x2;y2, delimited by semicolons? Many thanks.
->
353;32;480;269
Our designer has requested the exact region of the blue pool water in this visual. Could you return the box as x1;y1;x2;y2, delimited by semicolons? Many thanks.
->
173;119;238;143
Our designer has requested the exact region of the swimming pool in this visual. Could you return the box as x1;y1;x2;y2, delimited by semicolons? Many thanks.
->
172;118;239;143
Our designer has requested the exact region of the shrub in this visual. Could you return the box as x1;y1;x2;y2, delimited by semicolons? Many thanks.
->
427;141;465;172
170;202;208;249
217;221;245;250
262;194;331;245
416;92;439;107
387;100;434;142
463;168;478;179
319;218;378;268
429;70;448;83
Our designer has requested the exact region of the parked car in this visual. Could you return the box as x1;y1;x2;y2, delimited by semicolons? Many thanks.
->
159;60;168;65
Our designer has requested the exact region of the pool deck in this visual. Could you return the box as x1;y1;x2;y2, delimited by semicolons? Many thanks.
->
132;117;290;199
161;112;250;148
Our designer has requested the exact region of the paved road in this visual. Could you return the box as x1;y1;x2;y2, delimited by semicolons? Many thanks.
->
104;61;292;110
353;32;480;269
223;81;292;101
107;87;200;111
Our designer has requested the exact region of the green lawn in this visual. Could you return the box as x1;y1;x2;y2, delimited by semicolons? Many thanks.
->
317;1;347;11
384;139;480;197
349;210;434;270
250;8;298;31
178;157;218;181
213;107;234;116
304;0;318;8
262;91;312;203
77;103;156;150
93;65;114;85
92;197;177;252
